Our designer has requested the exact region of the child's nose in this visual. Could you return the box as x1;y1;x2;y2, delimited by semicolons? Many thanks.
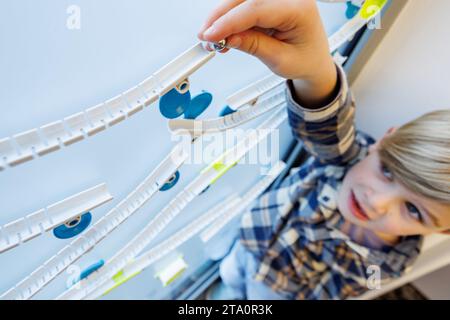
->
365;188;392;217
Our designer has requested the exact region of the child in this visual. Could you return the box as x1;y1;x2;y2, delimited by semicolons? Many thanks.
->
199;0;450;300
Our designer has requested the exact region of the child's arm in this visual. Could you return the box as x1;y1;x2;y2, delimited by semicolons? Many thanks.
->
200;0;360;164
199;0;337;108
286;63;359;164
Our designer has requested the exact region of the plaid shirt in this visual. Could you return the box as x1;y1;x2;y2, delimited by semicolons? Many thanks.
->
239;63;423;300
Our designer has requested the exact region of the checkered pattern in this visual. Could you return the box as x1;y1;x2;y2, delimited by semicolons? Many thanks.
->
239;63;423;300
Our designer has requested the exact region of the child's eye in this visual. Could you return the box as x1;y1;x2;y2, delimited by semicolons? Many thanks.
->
406;202;423;222
380;163;393;181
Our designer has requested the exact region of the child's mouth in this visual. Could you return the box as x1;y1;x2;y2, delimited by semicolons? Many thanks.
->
348;190;370;222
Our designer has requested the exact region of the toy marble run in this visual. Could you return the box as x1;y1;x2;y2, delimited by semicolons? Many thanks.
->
85;162;286;299
0;0;387;300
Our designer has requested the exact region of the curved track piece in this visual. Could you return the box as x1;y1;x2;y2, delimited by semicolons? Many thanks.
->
87;162;286;299
0;146;187;300
57;108;287;300
168;89;285;138
0;43;214;170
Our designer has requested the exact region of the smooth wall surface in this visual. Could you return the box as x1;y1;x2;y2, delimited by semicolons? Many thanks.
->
353;0;450;137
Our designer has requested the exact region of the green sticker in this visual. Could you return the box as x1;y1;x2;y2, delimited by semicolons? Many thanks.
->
360;0;388;20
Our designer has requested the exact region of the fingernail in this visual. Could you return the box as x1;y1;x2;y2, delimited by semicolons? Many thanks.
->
203;25;216;38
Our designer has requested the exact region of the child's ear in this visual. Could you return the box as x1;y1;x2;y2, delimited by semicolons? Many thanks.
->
386;127;397;135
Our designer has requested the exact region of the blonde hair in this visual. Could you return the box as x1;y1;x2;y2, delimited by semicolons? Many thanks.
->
379;109;450;205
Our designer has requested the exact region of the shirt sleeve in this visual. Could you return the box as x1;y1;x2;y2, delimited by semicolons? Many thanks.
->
285;62;360;165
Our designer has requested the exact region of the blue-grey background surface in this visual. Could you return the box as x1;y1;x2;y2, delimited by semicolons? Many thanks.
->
0;0;348;299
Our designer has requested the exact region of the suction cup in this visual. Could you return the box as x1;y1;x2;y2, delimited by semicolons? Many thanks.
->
53;212;92;239
159;88;191;119
346;2;360;19
69;260;105;287
160;171;180;191
80;260;104;280
184;91;213;119
219;105;236;117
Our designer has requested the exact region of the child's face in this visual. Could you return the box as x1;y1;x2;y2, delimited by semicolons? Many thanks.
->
337;139;450;237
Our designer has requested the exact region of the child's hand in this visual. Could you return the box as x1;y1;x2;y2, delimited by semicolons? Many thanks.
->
198;0;338;108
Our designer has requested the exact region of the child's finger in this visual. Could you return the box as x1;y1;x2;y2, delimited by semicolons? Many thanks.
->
198;0;246;39
201;0;288;43
227;29;287;67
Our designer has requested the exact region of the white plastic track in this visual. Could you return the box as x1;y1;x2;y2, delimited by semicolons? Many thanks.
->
199;162;285;243
2;66;286;300
87;161;286;299
0;184;112;254
85;195;242;299
56;107;287;300
225;74;285;111
328;14;368;52
0;43;214;170
168;87;285;138
328;0;386;52
0;146;188;300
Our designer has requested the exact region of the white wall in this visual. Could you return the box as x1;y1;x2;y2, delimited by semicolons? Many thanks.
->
352;0;450;299
414;265;450;299
353;0;450;138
